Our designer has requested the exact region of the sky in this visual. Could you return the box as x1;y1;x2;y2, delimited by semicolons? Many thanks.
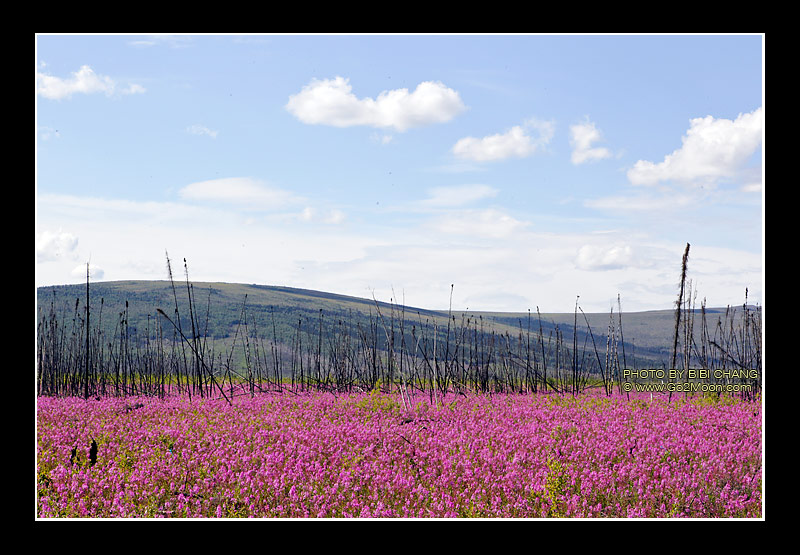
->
35;34;764;313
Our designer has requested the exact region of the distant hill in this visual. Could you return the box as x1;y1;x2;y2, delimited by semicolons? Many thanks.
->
36;280;760;370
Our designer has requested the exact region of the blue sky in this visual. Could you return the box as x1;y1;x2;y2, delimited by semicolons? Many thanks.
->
35;34;763;313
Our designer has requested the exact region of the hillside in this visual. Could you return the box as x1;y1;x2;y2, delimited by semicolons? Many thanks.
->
36;280;759;371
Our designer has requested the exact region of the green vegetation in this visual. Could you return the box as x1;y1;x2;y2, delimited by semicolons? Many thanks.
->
36;272;761;401
38;280;756;366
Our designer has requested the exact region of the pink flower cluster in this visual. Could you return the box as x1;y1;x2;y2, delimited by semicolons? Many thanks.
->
36;390;762;518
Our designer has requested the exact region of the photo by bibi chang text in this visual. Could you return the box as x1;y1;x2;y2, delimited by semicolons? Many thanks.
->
622;369;759;381
619;368;759;393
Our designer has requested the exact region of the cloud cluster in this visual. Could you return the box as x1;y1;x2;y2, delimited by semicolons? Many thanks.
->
36;58;761;311
627;107;763;187
36;190;761;312
36;65;145;100
285;76;466;132
452;119;554;162
569;119;612;165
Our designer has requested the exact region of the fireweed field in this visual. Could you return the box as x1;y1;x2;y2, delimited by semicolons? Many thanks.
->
36;390;762;519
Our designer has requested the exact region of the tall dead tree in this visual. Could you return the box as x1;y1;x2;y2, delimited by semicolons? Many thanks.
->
669;243;690;401
84;263;90;400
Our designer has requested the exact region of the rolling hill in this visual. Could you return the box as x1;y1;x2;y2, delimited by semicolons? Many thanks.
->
36;279;760;371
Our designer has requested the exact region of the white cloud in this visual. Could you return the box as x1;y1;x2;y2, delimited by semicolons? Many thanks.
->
36;192;370;288
36;230;79;262
569;119;612;164
575;244;634;271
421;184;498;208
584;192;698;213
433;208;528;239
128;39;158;47
187;124;218;138
179;177;301;210
298;207;346;224
627;107;764;187
285;76;466;132
38;193;212;223
295;231;761;313
452;118;555;162
126;84;146;95
70;263;104;280
36;65;146;100
36;190;761;312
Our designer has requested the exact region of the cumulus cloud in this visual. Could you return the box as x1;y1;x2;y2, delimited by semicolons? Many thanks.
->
627;107;763;187
452;118;555;162
36;230;79;262
179;177;302;210
285;76;466;132
36;65;145;100
569;119;612;164
421;184;498;208
575;244;634;271
186;124;218;138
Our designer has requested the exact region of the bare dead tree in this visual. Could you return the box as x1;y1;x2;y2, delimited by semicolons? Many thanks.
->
669;242;690;402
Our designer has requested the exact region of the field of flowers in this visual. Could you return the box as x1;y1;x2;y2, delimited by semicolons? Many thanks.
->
36;390;762;518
